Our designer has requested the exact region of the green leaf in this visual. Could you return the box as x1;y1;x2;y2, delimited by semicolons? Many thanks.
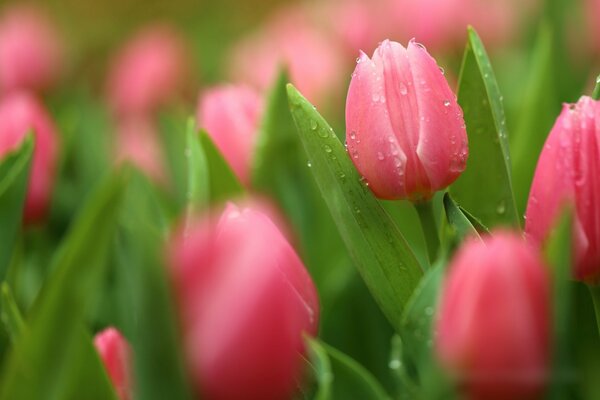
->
0;171;126;400
306;337;391;400
287;84;423;332
116;173;192;400
400;261;454;398
0;136;33;279
443;193;481;245
451;27;519;229
511;23;560;216
592;74;600;101
544;208;576;398
0;283;25;343
199;131;243;204
252;71;352;308
185;118;209;211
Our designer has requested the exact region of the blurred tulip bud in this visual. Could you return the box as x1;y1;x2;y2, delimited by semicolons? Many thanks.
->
526;96;600;283
0;91;58;224
0;5;63;93
228;7;345;105
196;85;263;185
106;25;188;116
436;232;551;400
168;201;319;400
345;39;468;201
94;327;133;400
114;116;166;184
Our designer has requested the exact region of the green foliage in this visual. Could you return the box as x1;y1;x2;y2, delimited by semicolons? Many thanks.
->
287;84;423;332
306;337;391;400
0;171;126;400
451;27;519;229
0;137;33;279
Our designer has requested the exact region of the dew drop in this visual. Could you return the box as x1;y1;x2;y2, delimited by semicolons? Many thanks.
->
350;131;357;140
389;360;402;370
377;151;385;160
399;82;408;95
307;161;312;168
323;145;332;153
310;119;317;130
443;100;451;107
496;200;506;215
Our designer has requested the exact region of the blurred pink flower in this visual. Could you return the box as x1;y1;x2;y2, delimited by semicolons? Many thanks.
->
436;232;551;400
114;116;166;184
526;96;600;284
106;25;188;116
196;85;263;185
0;91;58;224
94;327;133;400
228;7;345;105
168;201;319;400
0;5;63;93
345;39;468;201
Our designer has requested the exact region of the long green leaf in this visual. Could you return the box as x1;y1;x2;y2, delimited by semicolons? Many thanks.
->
443;193;481;245
116;173;192;400
0;283;25;343
306;337;391;400
287;84;423;332
0;136;33;279
511;23;559;216
544;209;576;398
185;118;209;212
451;27;519;229
252;71;352;308
198;131;243;204
0;171;126;400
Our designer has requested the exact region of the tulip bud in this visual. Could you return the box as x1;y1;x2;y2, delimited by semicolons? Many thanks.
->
94;327;133;400
525;96;600;283
0;5;63;93
196;86;263;185
106;25;187;116
168;201;319;400
435;232;551;400
0;91;58;224
114;116;166;184
345;39;468;201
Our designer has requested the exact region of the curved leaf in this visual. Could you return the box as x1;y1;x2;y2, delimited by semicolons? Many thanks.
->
451;27;519;229
287;84;423;332
0;136;33;279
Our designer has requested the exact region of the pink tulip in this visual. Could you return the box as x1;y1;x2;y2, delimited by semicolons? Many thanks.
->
228;7;345;105
196;85;263;185
436;232;551;400
525;96;600;283
106;25;187;116
345;39;468;201
168;202;319;400
0;91;58;224
94;327;133;400
114;116;166;184
0;5;63;93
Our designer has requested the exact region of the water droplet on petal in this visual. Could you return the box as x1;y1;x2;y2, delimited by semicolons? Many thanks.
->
377;152;384;160
399;82;408;95
443;100;451;107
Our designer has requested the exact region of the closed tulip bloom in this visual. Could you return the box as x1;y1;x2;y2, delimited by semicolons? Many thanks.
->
169;202;319;400
346;39;468;201
526;96;600;283
0;91;58;224
436;232;551;400
94;327;133;400
196;85;263;185
106;25;187;116
0;5;63;93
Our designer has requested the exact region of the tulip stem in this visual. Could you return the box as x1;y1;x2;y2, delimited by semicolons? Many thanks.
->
415;200;440;266
589;285;600;336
